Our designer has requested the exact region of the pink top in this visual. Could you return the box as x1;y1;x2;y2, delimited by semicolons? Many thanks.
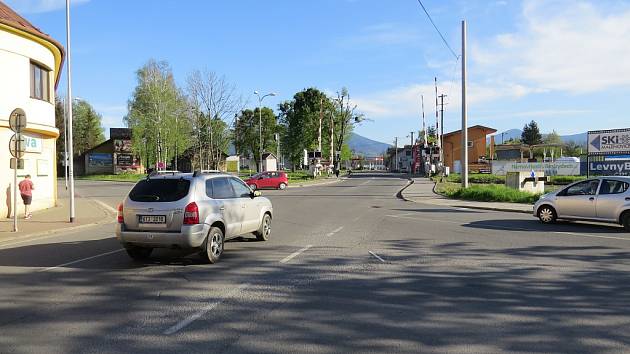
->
19;179;33;196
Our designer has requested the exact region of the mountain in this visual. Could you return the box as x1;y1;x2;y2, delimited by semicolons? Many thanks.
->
489;129;588;145
347;132;391;156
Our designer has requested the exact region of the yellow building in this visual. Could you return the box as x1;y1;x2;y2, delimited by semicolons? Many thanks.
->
0;2;65;217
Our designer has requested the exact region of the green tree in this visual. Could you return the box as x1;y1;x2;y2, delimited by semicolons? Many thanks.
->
125;59;189;169
278;88;334;170
331;87;365;169
521;120;543;146
340;143;352;167
235;107;278;171
73;99;105;155
54;97;65;161
544;130;562;145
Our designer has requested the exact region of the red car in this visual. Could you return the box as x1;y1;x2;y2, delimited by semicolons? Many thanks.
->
245;171;288;190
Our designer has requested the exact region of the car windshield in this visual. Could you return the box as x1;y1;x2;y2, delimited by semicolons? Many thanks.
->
128;178;190;202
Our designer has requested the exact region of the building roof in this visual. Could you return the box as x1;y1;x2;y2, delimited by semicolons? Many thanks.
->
0;1;65;86
262;152;276;160
442;125;497;138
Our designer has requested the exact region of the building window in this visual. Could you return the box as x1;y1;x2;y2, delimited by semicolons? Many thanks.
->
30;62;50;101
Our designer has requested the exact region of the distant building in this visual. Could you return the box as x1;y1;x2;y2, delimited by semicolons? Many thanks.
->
1;2;65;216
262;152;277;172
442;125;497;173
81;128;142;175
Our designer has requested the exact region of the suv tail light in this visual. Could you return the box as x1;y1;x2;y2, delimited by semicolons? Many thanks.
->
117;203;124;223
183;202;199;225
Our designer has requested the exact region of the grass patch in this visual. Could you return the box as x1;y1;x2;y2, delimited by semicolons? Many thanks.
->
548;175;586;185
78;174;145;182
437;182;541;204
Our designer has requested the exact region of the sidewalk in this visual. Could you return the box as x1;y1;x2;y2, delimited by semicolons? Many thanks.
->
0;183;115;242
400;178;533;214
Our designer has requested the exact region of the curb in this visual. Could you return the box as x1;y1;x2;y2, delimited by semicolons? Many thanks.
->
399;178;533;214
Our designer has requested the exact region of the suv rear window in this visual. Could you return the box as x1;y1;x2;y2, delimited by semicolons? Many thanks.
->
129;179;191;202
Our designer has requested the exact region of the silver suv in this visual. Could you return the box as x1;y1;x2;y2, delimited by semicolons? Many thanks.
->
534;176;630;231
115;172;273;263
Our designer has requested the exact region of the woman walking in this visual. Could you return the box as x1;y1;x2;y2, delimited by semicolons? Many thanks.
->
18;174;34;219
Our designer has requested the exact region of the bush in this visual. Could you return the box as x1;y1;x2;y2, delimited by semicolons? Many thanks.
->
548;175;586;185
442;184;541;204
442;173;505;184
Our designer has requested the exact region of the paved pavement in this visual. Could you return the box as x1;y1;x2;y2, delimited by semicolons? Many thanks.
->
1;174;630;353
0;180;120;239
402;177;534;213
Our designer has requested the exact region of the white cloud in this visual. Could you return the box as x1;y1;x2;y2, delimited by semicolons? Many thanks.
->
4;0;90;14
352;80;542;120
473;0;630;93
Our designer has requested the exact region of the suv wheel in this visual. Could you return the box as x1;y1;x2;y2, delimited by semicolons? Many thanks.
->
126;246;152;260
203;227;224;264
255;214;271;241
538;205;557;224
278;182;287;190
622;213;630;232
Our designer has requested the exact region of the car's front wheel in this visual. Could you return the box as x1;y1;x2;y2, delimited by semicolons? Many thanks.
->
538;205;557;224
202;227;224;264
126;246;152;260
278;182;287;190
255;213;272;241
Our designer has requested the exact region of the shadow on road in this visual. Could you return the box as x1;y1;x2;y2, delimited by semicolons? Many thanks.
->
464;219;628;235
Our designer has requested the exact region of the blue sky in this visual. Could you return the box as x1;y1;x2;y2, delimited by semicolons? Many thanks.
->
8;0;630;144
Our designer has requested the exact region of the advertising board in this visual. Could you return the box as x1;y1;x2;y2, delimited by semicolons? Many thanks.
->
588;128;630;155
492;161;580;176
588;161;630;176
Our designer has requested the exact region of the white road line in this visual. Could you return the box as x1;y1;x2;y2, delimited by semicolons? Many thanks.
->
164;283;250;335
352;215;361;222
552;231;630;242
359;180;371;186
92;199;118;214
326;226;344;237
368;251;386;263
280;244;313;264
39;248;125;272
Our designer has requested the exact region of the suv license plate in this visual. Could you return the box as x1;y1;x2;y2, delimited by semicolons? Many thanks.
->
139;215;166;224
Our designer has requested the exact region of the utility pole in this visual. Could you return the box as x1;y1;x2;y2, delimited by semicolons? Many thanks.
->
318;97;323;153
461;20;469;188
434;77;440;160
394;137;398;172
409;132;414;146
438;94;446;165
65;0;76;222
330;111;334;172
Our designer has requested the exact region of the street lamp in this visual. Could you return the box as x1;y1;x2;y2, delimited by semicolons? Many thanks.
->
254;91;276;172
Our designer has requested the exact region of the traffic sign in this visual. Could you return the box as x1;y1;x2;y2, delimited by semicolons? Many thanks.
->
9;108;27;132
10;158;24;169
9;134;26;158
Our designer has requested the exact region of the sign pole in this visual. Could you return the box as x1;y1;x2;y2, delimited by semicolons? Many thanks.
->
13;137;18;232
66;0;76;222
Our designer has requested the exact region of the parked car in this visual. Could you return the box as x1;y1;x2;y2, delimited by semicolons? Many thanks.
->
244;171;288;190
534;176;630;231
116;172;273;263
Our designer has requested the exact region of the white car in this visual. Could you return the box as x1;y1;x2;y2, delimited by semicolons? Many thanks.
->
534;176;630;231
116;172;273;263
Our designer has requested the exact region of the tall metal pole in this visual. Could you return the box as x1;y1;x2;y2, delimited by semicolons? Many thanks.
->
394;137;398;172
258;98;263;172
439;94;446;166
66;0;76;222
461;20;469;188
63;97;68;189
434;77;440;158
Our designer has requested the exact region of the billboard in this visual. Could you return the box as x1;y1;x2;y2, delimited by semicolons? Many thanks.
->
588;161;630;176
88;153;113;167
588;128;630;155
492;161;581;176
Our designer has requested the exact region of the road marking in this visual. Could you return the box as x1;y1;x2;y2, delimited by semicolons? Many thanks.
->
368;251;386;263
164;283;250;335
326;226;344;237
358;180;371;186
92;199;118;214
352;215;361;222
280;244;313;264
552;231;630;242
39;249;125;272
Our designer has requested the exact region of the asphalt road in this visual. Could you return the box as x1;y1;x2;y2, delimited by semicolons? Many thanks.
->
1;174;630;354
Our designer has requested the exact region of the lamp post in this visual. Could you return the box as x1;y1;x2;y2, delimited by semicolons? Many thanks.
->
254;91;276;172
65;0;76;222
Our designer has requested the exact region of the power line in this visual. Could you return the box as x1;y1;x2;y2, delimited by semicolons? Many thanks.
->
415;0;459;59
